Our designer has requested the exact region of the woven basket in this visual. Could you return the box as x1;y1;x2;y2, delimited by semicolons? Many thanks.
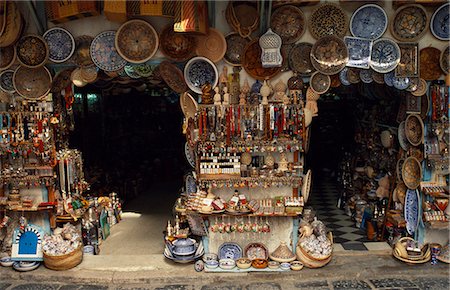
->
43;245;83;271
45;1;99;24
392;237;431;264
296;232;333;268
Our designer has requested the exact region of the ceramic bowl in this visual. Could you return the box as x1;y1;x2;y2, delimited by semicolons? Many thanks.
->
251;258;268;269
268;261;280;269
219;258;236;270
290;261;304;271
202;253;218;263
83;245;94;255
236;258;252;269
0;257;13;267
205;259;219;269
280;262;291;270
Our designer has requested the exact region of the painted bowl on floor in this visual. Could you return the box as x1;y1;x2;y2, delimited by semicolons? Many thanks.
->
202;253;218;263
251;258;268;269
268;261;279;269
83;245;94;255
280;262;291;270
236;258;252;269
204;259;219;269
171;238;196;256
0;257;13;267
219;258;236;270
290;261;304;271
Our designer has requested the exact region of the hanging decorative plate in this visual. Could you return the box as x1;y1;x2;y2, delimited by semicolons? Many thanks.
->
0;1;23;48
350;4;387;40
302;169;312;204
242;40;282;80
0;70;15;93
160;61;188;94
308;3;348;40
384;71;395;87
402;156;422;190
74;36;94;67
370;38;401;74
289;42;315;76
90;31;127;72
244;243;269;260
396;158;405;181
185;142;196;168
344;37;372;70
339;67;351;86
183;57;218;94
13;66;51;100
430;3;450;41
80;66;98;83
347;68;360;84
115;20;158;64
134;61;156;78
440;46;449;74
124;64;141;79
218;242;243;260
406;77;420;93
16;35;49;68
280;44;293;72
360;69;373;84
43;27;75;63
224;33;250;66
372;71;385;84
180;92;198;120
393;76;410;90
225;1;259;39
419;47;442;81
398;121;411;151
330;74;341;88
270;5;306;45
0;45;16;71
391;5;428;42
311;35;348;75
185;174;197;195
310;72;331;94
396;43;419;78
159;25;196;62
405;114;424;146
70;68;88;87
195;28;226;63
51;68;75;93
404;189;420;235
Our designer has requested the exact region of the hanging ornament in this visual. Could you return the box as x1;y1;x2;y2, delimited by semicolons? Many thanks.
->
259;28;283;68
19;215;27;232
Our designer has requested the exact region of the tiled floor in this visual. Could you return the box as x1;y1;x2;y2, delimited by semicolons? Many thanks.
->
309;178;376;251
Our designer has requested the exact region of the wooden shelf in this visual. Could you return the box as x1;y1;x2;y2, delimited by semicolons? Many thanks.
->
0;205;55;212
426;221;449;230
183;210;301;217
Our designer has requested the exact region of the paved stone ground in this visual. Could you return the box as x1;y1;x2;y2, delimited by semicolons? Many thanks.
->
0;276;449;290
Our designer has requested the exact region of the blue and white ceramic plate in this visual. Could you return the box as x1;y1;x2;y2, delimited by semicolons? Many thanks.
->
393;76;410;90
430;3;449;41
0;70;15;93
370;38;401;73
218;242;242;260
43;27;75;63
339;67;351;86
359;69;373;83
90;31;127;72
404;189;420;235
12;261;40;272
164;250;204;264
185;174;197;195
391;4;428;42
350;4;387;40
185;142;196;168
344;37;372;69
0;257;13;267
124;64;141;79
184;57;218;94
384;71;395;87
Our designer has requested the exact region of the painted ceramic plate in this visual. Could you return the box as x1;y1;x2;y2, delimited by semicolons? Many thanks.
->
311;35;348;75
224;33;250;66
90;31;127;72
372;71;385;84
347;68;360;84
370;38;401;73
160;61;187;94
180;92;198;120
74;36;94;67
245;243;269;260
398;121;411;151
270;5;306;44
430;3;450;41
310;71;330;94
419;47;442;81
124;64;141;79
440;46;449;74
184;57;218;94
195;28;226;63
159;25;196;62
393;76;410;90
360;69;373;84
43;27;75;63
339;67;351;86
51;68;75;93
289;42;315;76
219;242;243;260
0;70;15;93
405;114;424;146
242;40;282;80
185;142;196;168
0;45;16;70
185;174;197;195
13;66;52;100
134;62;157;78
115;19;158;64
404;189;420;235
344;37;372;69
350;4;387;40
71;68;88;87
309;3;348;39
391;5;428;42
384;71;395;87
13;261;40;272
80;66;98;83
402;156;422;190
16;35;49;68
412;78;427;97
396;43;419;78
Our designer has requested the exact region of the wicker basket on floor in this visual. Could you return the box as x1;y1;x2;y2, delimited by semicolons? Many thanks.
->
296;232;333;268
43;245;83;271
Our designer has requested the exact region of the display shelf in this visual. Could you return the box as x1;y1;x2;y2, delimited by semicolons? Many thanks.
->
0;205;55;212
425;221;450;230
204;267;292;273
198;175;303;183
183;210;302;217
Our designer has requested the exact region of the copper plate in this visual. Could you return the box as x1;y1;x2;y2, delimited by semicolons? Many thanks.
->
16;35;49;68
160;61;188;94
402;156;421;190
51;68;75;93
419;47;442;81
270;5;306;44
309;3;348;39
310;71;330;94
391;4;428;42
73;36;94;67
0;45;16;70
115;19;158;64
440;46;449;74
195;28;227;63
289;42;315;76
159;25;196;62
13;65;52;100
242;39;282;80
224;33;250;66
405;113;424;146
71;68;87;87
310;35;348;75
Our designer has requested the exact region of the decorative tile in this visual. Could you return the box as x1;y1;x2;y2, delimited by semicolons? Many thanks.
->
245;283;281;290
333;237;351;244
333;244;346;252
334;220;354;227
411;277;450;290
11;285;59;290
370;278;416;288
337;226;359;233
341;242;368;251
339;233;366;242
332;280;371;290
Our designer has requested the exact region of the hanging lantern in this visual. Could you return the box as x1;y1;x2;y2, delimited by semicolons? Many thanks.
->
259;28;282;68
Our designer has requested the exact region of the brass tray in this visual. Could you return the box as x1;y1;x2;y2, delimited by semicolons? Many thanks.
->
13;65;52;100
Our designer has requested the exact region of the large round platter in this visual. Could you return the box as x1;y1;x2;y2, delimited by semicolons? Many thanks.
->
195;28;226;63
302;169;312;203
90;31;127;72
43;27;75;63
391;4;428;42
398;121;410;151
370;38;401;74
218;242;243;260
0;1;24;48
242;40;282;80
405;114;424;146
80;66;98;83
74;36;94;67
384;71;395;87
224;33;250;66
13;66;52;100
350;4;387;40
289;42;315;76
270;5;306;44
360;69;373;84
393;76;410;90
115;19;158;64
402;156;421;190
0;45;16;70
419;47;442;81
430;3;450;41
71;68;88;87
310;72;330;94
404;189;420;235
244;243;269;260
185;142;196;168
309;3;348;40
160;61;188;94
159;25;196;62
180;92;198;120
51;68;75;93
16;35;49;68
412;78;427;97
310;35;348;75
339;67;351;86
440;46;449;74
183;57;218;94
0;70;15;93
